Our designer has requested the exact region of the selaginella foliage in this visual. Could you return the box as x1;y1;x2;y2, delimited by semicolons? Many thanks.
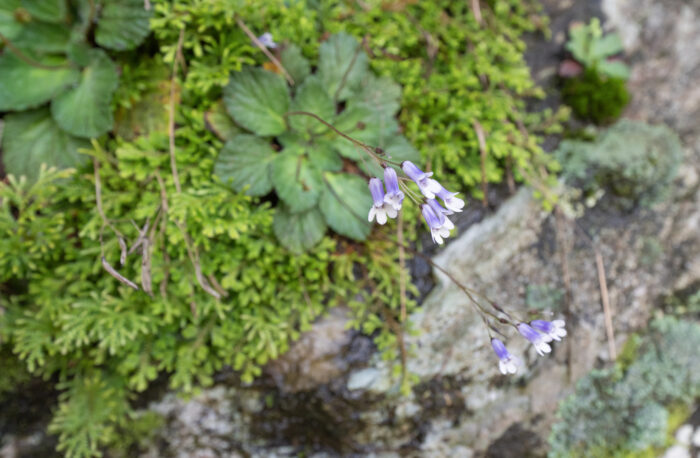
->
548;315;700;457
0;0;555;456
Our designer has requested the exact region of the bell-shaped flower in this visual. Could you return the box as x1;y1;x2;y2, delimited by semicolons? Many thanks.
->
383;167;404;211
257;32;277;49
402;161;442;199
436;186;465;213
421;202;454;245
517;322;552;356
368;178;397;225
530;320;567;342
491;338;520;375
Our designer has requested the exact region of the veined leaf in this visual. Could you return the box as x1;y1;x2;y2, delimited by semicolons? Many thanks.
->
280;44;310;84
95;0;152;51
273;206;326;254
0;53;79;111
12;19;71;53
289;76;334;135
51;49;119;138
214;134;276;196
318;32;369;101
21;0;67;23
0;0;22;40
1;108;89;182
224;67;290;137
204;100;240;141
319;172;372;241
271;150;323;213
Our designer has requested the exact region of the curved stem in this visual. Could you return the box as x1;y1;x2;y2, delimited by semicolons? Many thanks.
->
284;111;403;167
0;31;72;70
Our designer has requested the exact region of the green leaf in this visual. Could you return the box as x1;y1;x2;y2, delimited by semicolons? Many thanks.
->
308;137;343;172
590;34;624;61
330;104;400;161
12;20;71;53
204;100;240;141
318;32;369;101
351;75;401;118
280;44;310;84
289;76;335;135
1;108;89;182
0;53;79;111
21;0;67;23
271;150;323;213
214;134;276;196
273;206;326;254
224;67;290;137
95;0;152;51
319;172;371;241
0;0;22;40
598;60;630;80
51;49;119;138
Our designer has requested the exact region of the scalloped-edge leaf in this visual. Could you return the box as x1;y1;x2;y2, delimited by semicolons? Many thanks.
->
204;100;240;141
21;0;67;23
271;150;323;213
0;52;79;111
51;49;119;138
280;44;310;84
289;76;334;135
319;172;372;241
273;206;326;254
95;0;152;51
214;134;277;196
1;108;89;183
224;67;290;137
318;33;369;101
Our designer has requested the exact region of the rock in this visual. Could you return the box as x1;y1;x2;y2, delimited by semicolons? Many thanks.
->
678;424;694;446
347;368;380;391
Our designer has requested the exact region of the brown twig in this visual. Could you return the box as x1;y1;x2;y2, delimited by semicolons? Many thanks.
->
144;0;151;10
595;251;616;361
235;16;294;86
470;0;483;25
473;120;489;207
555;206;574;379
168;28;185;194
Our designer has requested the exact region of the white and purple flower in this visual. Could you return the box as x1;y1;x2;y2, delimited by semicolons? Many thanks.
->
257;32;277;49
368;177;397;225
517;322;552;356
491;338;520;375
402;161;442;199
383;167;404;211
436;186;465;213
530;319;567;341
421;202;454;245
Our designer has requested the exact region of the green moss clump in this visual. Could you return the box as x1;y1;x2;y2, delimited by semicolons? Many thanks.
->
561;68;629;125
548;316;700;457
555;120;683;209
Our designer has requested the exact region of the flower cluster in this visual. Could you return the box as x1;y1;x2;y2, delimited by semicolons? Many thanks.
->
367;161;465;245
491;319;567;375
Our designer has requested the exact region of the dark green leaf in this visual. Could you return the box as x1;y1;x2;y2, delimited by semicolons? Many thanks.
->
95;0;152;51
12;20;71;53
289;76;334;135
224;67;290;137
1;108;89;182
351;75;401;118
273;206;326;254
308;137;343;172
319;172;371;241
0;53;79;111
330;104;399;161
359;135;421;177
280;44;310;84
0;0;22;40
51;49;119;138
318;33;369;101
21;0;67;23
214;134;276;196
271;151;323;213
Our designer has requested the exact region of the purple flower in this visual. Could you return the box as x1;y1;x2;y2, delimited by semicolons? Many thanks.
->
436;186;465;213
368;178;397;225
517;322;552;356
402;161;442;199
257;32;277;49
421;203;454;245
491;338;520;375
530;319;567;341
427;198;451;220
383;167;404;211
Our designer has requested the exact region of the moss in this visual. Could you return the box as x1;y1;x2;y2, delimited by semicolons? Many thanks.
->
561;68;629;125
